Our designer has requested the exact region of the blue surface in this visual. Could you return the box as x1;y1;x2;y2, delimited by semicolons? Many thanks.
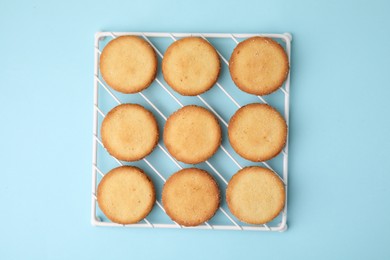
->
1;0;389;259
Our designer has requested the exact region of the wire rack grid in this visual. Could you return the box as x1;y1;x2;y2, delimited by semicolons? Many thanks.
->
91;31;292;232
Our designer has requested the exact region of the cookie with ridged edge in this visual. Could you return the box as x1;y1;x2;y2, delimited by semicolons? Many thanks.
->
97;166;156;224
226;166;285;224
101;104;159;161
229;36;289;95
162;37;220;96
163;105;221;164
228;103;287;162
100;36;157;93
162;168;220;226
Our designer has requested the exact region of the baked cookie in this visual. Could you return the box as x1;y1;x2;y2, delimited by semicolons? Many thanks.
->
226;166;285;224
101;104;159;161
228;103;287;162
97;166;155;224
162;168;220;226
162;37;220;96
163;105;221;164
100;36;157;93
229;37;289;95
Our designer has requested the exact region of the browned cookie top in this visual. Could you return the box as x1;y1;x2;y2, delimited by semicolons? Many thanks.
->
162;37;220;96
162;168;220;226
229;37;289;95
97;166;156;224
228;103;287;162
226;166;285;224
100;36;157;93
101;104;159;161
163;105;221;164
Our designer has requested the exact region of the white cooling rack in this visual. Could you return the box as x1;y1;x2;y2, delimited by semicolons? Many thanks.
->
91;32;292;232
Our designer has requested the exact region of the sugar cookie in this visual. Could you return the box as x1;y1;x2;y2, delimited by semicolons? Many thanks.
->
226;166;285;224
100;36;157;93
162;168;220;226
229;37;289;95
164;105;221;164
97;166;155;224
101;104;159;161
162;37;220;96
228;103;287;162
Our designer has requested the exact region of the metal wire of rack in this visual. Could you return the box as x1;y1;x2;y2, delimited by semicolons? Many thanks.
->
91;32;292;232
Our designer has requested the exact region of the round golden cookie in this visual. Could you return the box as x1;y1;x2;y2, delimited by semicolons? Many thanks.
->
228;103;287;162
163;105;221;164
226;166;285;224
100;36;157;93
97;166;156;224
162;168;220;226
229;37;289;95
162;37;220;96
101;104;159;161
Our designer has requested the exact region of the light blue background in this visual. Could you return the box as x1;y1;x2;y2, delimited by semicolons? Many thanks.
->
1;0;389;259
